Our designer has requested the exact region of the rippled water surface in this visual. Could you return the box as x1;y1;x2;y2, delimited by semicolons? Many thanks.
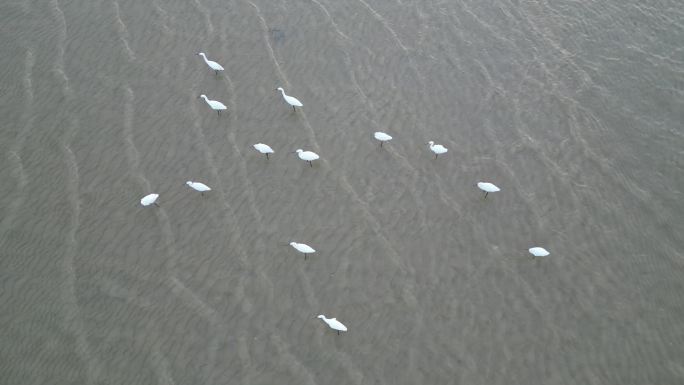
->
1;0;683;384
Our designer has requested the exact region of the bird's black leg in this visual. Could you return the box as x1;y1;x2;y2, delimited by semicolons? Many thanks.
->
309;161;312;167
484;192;488;199
201;192;204;197
435;153;438;159
154;203;159;207
293;105;296;112
380;142;383;148
266;153;269;159
337;331;340;335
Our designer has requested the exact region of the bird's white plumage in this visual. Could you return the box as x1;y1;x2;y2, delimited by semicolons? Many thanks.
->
290;242;315;254
477;182;500;193
296;149;319;162
428;141;448;155
253;143;274;155
277;87;303;107
197;52;224;71
529;247;550;257
140;193;159;206
186;181;211;192
317;315;347;332
374;132;393;142
200;94;227;111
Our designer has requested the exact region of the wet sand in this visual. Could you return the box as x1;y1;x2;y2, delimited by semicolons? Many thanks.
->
1;0;683;384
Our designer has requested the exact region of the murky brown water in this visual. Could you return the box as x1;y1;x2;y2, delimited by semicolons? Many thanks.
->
1;0;683;384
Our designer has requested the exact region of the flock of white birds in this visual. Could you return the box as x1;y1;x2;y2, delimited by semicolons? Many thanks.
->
138;51;551;335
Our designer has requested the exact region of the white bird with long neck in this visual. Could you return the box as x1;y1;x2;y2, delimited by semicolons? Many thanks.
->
186;181;211;196
140;193;159;207
276;87;303;111
290;241;315;260
477;182;500;199
529;247;550;258
374;132;393;147
196;52;224;75
294;149;319;167
253;143;274;159
199;94;227;116
317;315;347;335
427;141;448;158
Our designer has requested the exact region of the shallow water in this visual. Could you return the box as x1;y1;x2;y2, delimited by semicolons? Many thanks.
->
1;0;683;384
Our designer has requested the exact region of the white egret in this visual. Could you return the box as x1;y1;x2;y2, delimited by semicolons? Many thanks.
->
529;247;550;257
199;94;227;115
317;315;347;335
186;181;211;196
290;241;315;260
253;143;274;159
140;193;159;207
294;149;319;167
276;87;303;111
477;182;500;199
196;52;224;75
374;132;392;147
427;141;448;158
